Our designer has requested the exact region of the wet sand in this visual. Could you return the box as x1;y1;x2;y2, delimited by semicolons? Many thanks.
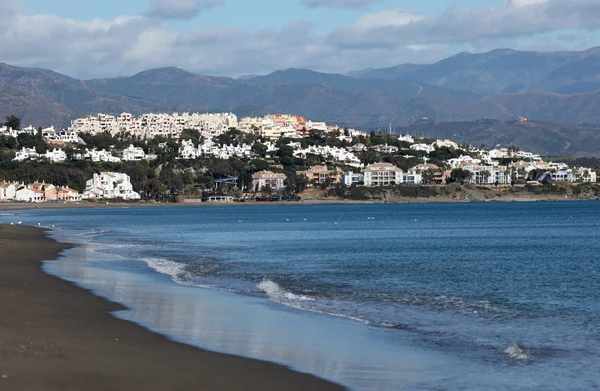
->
0;225;345;391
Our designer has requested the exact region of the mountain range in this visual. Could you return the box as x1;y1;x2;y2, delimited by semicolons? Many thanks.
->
3;47;600;155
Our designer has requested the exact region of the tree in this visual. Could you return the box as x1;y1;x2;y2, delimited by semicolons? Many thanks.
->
252;142;268;158
450;168;471;184
4;115;21;130
481;170;491;184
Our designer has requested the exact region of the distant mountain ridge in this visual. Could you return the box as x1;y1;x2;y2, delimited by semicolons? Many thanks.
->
350;47;600;95
2;46;600;155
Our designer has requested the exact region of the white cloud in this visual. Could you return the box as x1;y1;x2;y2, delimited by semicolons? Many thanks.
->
0;0;599;78
147;0;225;19
353;9;423;29
300;0;381;8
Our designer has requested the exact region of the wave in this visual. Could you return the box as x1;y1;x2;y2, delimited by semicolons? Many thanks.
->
144;257;190;283
504;343;534;361
258;279;315;302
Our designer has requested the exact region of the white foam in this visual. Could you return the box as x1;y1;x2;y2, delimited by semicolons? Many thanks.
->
258;279;315;302
144;257;189;282
504;343;533;361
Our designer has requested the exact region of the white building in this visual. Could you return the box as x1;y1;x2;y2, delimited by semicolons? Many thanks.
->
84;172;141;200
0;182;17;201
44;148;67;163
13;147;39;161
251;171;287;192
342;172;365;186
362;163;403;186
122;145;155;161
15;187;45;202
410;144;436;154
75;148;121;163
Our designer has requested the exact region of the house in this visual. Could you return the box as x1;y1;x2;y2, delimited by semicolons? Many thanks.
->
342;172;365;186
409;143;435;154
122;145;148;161
409;163;449;184
44;149;67;163
297;166;342;186
362;163;403;186
75;148;121;163
0;182;17;201
252;171;287;192
57;186;83;202
13;147;39;161
370;144;399;153
435;139;459;149
15;187;45;203
84;172;141;200
28;182;58;200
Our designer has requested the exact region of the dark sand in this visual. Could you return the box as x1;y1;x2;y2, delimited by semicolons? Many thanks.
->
0;225;345;391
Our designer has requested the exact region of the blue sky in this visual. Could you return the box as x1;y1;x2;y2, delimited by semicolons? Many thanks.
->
27;0;499;31
5;0;600;78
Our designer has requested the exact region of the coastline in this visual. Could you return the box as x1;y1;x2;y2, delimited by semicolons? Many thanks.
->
0;193;590;211
0;225;345;391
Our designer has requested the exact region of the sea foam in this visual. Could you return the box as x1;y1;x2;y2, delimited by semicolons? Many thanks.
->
504;343;533;361
258;279;315;302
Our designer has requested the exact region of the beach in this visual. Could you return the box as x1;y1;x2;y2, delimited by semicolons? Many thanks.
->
0;224;345;391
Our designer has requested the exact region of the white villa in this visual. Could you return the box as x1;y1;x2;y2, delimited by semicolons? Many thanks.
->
75;148;122;163
84;172;141;200
252;171;287;192
363;163;404;186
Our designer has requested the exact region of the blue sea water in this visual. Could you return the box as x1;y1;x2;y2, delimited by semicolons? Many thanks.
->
4;202;600;390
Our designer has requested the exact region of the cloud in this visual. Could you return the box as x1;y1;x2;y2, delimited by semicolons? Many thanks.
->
300;0;381;8
330;0;600;49
147;0;225;20
0;0;599;79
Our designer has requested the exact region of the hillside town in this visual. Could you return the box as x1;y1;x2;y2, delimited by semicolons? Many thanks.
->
0;112;598;203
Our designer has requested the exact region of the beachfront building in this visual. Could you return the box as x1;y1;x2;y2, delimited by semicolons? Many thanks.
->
27;182;58;201
15;186;45;203
297;166;343;186
84;172;141;200
57;186;83;202
342;171;365;186
252;171;287;192
362;163;403;186
0;182;17;201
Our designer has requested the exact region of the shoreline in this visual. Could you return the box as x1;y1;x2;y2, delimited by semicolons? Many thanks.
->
0;194;591;211
0;225;345;391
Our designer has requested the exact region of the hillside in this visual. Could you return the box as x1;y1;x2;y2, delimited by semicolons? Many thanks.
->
352;47;600;95
2;47;600;155
396;119;600;156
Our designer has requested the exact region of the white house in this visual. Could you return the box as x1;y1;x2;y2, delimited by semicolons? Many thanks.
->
75;148;121;163
15;187;45;202
122;145;148;161
13;147;39;161
410;143;436;154
362;163;403;186
84;172;141;200
252;171;287;192
0;182;17;201
44;148;67;163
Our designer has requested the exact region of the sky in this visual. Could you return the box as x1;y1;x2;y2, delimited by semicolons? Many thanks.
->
1;0;599;79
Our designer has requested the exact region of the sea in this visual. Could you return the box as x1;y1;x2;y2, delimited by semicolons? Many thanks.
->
3;202;600;391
